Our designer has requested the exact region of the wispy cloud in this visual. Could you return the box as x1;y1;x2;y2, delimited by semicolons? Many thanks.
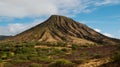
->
0;17;14;22
0;0;119;18
94;28;114;37
103;33;114;37
94;28;101;32
0;19;44;35
95;0;120;6
0;0;120;35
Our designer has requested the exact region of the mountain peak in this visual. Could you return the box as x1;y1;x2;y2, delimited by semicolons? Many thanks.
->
6;15;119;45
48;15;71;21
50;15;67;18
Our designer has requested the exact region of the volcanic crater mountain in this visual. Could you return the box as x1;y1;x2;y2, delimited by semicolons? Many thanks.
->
6;15;119;45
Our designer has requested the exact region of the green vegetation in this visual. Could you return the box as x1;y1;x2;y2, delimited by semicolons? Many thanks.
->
4;62;13;67
48;59;75;67
111;51;120;62
0;41;117;67
36;42;67;47
110;44;120;62
71;44;79;50
0;41;72;67
29;63;42;67
91;53;103;59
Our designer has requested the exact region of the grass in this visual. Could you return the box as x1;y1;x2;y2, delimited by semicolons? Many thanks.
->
4;62;13;67
48;59;76;67
91;53;103;59
0;41;117;67
29;63;42;67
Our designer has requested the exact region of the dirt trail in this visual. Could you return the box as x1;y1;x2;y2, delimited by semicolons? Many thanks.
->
34;45;71;49
77;57;111;67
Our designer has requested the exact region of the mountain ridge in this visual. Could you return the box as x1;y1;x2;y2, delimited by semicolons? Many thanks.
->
2;15;120;45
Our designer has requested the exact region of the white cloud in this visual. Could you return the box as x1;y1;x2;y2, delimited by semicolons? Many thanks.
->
0;17;14;22
0;19;44;35
94;28;101;32
0;0;58;18
103;33;113;37
0;0;120;35
94;28;114;37
0;0;119;18
95;0;120;6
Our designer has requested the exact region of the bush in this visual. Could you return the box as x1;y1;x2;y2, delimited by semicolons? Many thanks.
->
72;59;89;64
49;48;64;55
15;47;37;54
48;59;75;67
117;44;120;50
4;62;13;67
29;63;42;67
61;48;68;52
7;52;15;58
111;51;120;62
0;58;2;62
71;44;79;50
29;56;50;62
11;59;29;64
0;52;7;59
14;54;28;60
92;53;103;59
57;42;67;47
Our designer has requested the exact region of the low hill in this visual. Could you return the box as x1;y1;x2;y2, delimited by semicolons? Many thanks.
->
0;35;11;40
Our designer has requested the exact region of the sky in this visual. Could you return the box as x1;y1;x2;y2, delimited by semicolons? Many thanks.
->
0;0;120;39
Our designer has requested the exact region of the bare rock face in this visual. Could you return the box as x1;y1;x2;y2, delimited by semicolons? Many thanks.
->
7;15;119;44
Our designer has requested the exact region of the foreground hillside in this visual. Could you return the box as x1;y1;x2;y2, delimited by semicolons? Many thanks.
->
0;41;119;67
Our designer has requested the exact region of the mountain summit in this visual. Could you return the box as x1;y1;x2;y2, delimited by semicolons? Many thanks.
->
7;15;119;44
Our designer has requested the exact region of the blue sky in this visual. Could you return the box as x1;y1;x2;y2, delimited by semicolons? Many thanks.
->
0;0;120;39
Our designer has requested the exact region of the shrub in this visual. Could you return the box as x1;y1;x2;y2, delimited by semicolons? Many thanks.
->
61;48;68;52
92;53;103;59
71;44;79;50
15;47;37;54
28;55;51;63
0;58;2;62
4;62;13;67
80;45;89;48
0;52;7;59
117;44;120;50
72;59;89;64
49;48;64;55
48;59;75;67
29;63;42;67
57;42;67;47
11;59;29;64
7;52;15;58
111;51;120;62
14;54;28;60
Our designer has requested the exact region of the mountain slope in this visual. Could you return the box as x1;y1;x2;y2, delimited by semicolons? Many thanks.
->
5;15;120;44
